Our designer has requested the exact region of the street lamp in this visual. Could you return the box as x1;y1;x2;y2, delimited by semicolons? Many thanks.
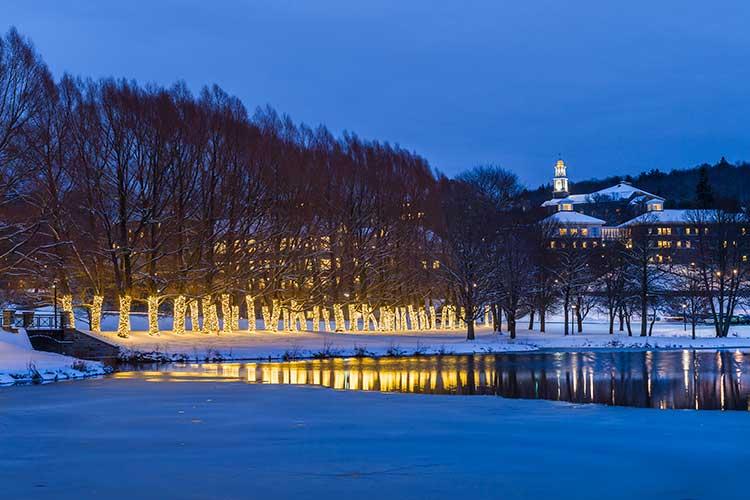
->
52;281;58;329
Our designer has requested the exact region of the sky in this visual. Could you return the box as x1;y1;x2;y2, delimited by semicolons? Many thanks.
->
4;0;750;187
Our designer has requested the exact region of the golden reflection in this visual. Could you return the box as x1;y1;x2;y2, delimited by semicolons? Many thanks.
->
115;350;750;411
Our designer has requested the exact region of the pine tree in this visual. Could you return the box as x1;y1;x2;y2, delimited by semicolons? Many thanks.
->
695;165;714;208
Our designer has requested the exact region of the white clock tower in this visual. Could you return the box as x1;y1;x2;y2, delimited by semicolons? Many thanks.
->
552;159;569;198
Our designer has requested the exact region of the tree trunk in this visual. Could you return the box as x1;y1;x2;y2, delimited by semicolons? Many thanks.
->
608;310;615;335
640;291;648;337
528;309;535;330
540;306;546;333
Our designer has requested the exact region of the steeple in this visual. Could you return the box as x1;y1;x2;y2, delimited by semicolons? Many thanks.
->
552;158;569;198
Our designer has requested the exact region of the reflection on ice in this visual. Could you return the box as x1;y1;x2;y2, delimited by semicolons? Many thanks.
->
115;350;750;411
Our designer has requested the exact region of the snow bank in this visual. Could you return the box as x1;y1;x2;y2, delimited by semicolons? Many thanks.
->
0;329;108;385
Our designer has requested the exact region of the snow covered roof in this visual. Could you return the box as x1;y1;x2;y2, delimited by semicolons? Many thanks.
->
541;194;588;207
590;182;664;202
541;182;665;207
618;209;711;227
542;211;606;226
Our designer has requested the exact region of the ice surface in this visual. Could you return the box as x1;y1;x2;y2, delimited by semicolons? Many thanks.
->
1;378;748;499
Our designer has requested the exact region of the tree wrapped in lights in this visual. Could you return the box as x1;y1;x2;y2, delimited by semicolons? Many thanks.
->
484;306;491;326
347;304;357;332
261;305;271;331
273;300;282;332
419;307;428;331
202;295;219;334
221;294;232;334
231;305;239;331
245;295;255;332
281;307;289;332
147;295;160;336
459;307;467;329
173;295;186;335
91;295;103;333
189;299;200;332
60;294;74;328
311;305;320;332
321;306;330;332
429;305;437;330
288;301;298;332
333;304;345;332
117;294;131;338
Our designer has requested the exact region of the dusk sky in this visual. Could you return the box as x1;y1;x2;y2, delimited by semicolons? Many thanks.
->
5;0;750;187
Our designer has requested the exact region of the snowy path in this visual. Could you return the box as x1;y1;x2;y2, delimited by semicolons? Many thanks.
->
0;330;107;385
1;379;748;499
89;319;750;361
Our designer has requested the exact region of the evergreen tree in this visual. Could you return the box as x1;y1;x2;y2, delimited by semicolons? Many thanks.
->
695;165;714;208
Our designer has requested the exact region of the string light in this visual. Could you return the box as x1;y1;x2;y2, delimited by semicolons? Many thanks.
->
333;304;345;332
203;295;219;334
91;295;103;333
189;299;200;332
173;295;186;335
117;294;131;338
61;294;74;328
231;305;239;331
312;305;320;332
221;294;232;334
322;306;330;332
419;307;428;331
147;295;160;336
261;305;271;331
245;295;255;332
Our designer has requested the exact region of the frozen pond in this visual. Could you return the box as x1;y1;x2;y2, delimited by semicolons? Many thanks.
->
117;350;750;411
3;350;750;499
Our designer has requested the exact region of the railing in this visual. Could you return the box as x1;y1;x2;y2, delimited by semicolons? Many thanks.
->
10;313;68;331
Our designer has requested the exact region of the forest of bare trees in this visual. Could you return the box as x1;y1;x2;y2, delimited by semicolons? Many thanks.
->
1;28;748;339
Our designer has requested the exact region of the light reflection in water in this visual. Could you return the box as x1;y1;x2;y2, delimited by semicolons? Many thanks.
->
114;350;750;411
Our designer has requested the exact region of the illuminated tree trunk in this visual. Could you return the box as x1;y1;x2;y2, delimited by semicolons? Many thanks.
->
245;295;255;332
231;305;239;331
333;304;345;332
311;306;320;332
147;295;160;336
221;294;232;333
60;294;74;329
189;299;200;332
173;295;186;335
117;294;131;338
322;306;330;332
91;295;103;333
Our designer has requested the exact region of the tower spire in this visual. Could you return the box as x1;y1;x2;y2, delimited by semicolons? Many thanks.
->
552;158;569;198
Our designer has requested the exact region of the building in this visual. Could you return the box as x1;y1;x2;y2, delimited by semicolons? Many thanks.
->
542;159;666;226
540;159;749;263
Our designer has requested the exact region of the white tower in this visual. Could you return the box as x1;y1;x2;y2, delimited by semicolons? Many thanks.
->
552;159;569;198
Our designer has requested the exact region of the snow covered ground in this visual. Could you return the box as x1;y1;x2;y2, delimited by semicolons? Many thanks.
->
1;378;748;499
82;310;750;361
0;329;107;385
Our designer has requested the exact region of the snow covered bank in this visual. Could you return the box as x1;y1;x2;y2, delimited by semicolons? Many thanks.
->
0;329;108;385
2;379;748;499
86;316;750;362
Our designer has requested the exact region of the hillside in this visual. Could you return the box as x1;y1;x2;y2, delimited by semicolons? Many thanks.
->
524;158;750;209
